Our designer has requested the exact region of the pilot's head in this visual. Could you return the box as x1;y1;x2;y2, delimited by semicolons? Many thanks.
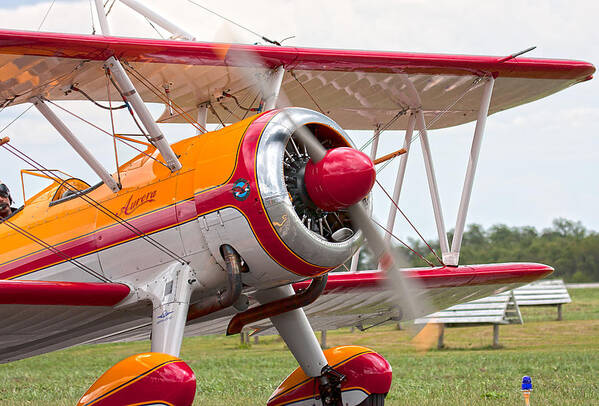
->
0;183;13;218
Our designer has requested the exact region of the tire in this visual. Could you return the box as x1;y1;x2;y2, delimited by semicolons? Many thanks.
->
357;393;386;406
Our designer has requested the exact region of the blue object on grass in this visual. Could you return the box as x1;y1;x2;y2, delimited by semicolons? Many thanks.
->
521;376;532;390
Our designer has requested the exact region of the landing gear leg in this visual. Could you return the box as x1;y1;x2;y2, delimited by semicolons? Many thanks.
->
77;262;198;406
255;285;327;376
255;285;344;405
140;262;196;356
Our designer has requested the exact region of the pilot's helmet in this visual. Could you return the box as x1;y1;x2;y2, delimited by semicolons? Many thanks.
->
0;183;13;204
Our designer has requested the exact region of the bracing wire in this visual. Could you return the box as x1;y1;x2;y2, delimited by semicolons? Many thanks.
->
121;63;208;133
105;0;118;16
185;0;282;46
2;218;110;282
209;102;226;127
104;71;150;137
0;105;34;136
369;217;435;267
37;0;56;31
374;178;444;266
375;157;395;174
359;109;407;153
1;140;188;266
218;102;241;123
241;91;261;121
289;71;325;114
44;99;169;170
145;17;165;39
221;92;259;112
0;99;14;115
218;88;257;125
0;145;108;278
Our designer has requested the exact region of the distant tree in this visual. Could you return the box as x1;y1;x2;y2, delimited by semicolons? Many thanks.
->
368;218;599;282
462;223;487;246
543;218;586;240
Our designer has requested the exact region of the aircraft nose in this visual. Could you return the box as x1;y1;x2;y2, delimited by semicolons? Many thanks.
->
304;147;376;211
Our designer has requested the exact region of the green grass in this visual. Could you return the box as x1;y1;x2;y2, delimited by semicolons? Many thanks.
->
1;288;598;405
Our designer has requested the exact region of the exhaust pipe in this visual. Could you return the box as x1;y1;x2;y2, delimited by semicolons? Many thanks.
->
226;274;327;335
187;244;243;321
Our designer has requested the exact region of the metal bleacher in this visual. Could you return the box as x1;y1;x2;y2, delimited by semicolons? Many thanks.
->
513;279;571;320
414;290;522;348
413;279;571;348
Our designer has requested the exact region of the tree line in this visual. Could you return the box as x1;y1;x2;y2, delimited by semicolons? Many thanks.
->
357;218;599;282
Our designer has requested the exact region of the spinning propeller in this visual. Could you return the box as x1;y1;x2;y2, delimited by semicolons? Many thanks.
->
283;97;438;349
217;27;436;345
287;109;425;321
288;97;440;350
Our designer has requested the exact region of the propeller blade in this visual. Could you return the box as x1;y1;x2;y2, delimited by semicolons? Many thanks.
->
286;115;327;162
348;203;429;320
214;24;327;161
217;26;440;349
348;202;440;351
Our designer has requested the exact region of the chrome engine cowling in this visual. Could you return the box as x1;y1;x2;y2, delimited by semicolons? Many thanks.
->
255;108;365;268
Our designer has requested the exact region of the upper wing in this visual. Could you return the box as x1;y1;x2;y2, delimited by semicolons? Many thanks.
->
0;29;594;130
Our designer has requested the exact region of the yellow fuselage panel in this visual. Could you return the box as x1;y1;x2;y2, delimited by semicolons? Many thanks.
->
0;114;255;278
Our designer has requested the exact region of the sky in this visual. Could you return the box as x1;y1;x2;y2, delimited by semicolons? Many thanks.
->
0;0;597;246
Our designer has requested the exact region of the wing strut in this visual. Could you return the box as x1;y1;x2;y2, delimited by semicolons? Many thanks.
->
446;76;495;265
32;98;121;193
93;0;111;35
105;57;182;172
196;103;208;135
382;75;496;266
93;0;182;172
415;110;451;259
261;66;285;111
384;113;416;243
118;0;196;40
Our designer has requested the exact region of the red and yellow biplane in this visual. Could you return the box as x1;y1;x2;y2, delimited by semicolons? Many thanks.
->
0;1;594;405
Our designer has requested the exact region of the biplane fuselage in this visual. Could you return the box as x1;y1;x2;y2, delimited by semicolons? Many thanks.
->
0;108;358;295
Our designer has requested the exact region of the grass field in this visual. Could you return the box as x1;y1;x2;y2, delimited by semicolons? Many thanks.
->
1;288;598;405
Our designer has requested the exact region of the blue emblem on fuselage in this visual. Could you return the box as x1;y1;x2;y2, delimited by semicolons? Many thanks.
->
232;178;251;201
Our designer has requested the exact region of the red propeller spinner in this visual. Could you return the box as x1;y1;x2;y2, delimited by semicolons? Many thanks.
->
304;147;376;212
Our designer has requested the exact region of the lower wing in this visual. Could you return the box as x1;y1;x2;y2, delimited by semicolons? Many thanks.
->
0;262;551;362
